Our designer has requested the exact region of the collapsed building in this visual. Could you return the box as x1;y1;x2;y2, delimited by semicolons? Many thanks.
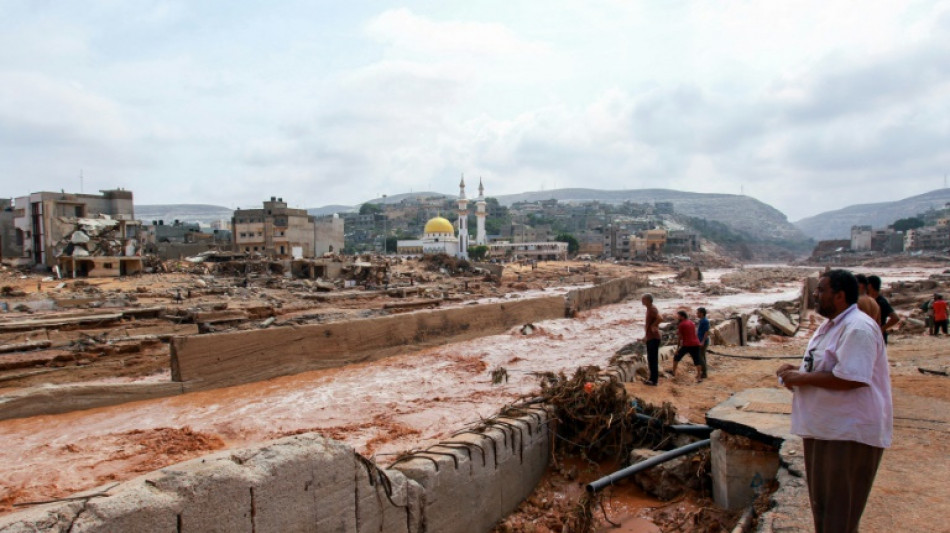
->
7;189;143;276
55;215;144;277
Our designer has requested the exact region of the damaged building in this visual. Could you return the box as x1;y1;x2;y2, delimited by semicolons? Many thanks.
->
11;189;141;274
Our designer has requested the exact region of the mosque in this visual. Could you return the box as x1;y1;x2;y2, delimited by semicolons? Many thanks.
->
396;177;487;259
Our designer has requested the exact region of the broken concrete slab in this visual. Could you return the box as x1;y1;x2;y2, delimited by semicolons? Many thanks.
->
756;308;798;336
705;387;794;447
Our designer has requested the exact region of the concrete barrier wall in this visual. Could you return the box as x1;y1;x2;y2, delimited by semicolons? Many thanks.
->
0;382;185;422
565;276;648;314
171;296;566;391
391;409;550;533
0;410;550;533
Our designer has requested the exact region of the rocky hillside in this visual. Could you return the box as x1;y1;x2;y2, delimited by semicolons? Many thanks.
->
136;204;233;225
794;188;950;240
492;188;806;243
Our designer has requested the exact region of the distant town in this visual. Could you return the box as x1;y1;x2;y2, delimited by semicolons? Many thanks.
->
2;182;948;278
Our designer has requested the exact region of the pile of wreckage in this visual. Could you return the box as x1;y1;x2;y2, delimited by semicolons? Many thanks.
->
54;215;140;259
54;215;144;278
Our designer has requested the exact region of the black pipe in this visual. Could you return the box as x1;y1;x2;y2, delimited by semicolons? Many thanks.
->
634;413;713;438
585;438;711;493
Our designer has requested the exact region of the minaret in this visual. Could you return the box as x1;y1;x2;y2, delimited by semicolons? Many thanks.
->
457;175;469;259
476;177;487;245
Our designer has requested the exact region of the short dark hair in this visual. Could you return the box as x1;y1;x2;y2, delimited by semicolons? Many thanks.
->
824;269;859;305
867;275;882;292
697;307;707;316
677;310;688;319
855;273;869;285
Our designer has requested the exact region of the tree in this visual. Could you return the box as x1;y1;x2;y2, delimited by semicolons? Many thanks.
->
555;233;580;255
359;203;382;215
385;236;398;253
469;245;489;261
892;217;925;232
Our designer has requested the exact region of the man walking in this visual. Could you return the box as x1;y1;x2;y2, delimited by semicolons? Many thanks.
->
931;293;948;336
671;310;706;383
867;275;899;343
777;269;892;533
696;307;710;379
640;294;662;386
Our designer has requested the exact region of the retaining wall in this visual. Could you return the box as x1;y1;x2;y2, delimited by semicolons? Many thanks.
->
565;276;648;313
171;296;566;391
0;409;550;533
1;277;649;419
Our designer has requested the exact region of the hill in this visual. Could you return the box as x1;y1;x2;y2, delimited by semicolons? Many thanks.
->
793;188;950;240
136;204;233;225
139;189;807;245
489;188;806;242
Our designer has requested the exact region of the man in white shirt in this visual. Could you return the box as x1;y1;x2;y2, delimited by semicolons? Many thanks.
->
777;269;893;533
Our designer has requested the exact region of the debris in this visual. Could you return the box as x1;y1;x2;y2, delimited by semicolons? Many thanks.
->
755;308;797;336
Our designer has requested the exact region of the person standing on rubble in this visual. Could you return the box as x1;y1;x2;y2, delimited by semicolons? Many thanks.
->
931;293;948;336
696;307;710;379
855;274;880;324
640;293;662;386
670;310;706;383
777;269;892;533
867;275;899;344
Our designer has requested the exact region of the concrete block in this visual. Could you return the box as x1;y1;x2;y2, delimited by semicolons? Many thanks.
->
393;447;478;533
236;433;356;533
145;451;257;532
71;483;181;533
355;460;419;533
392;410;550;533
710;430;780;511
0;502;81;533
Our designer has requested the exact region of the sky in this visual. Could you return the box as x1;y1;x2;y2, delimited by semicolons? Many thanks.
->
1;0;948;221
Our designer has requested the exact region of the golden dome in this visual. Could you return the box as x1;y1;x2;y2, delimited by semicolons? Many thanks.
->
424;216;455;234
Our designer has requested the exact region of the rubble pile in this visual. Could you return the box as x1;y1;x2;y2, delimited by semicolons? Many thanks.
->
54;215;138;258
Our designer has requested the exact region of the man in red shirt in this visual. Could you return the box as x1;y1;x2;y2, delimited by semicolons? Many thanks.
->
931;293;948;336
671;310;706;383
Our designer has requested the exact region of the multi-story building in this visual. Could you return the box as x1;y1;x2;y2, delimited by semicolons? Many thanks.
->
0;199;19;261
232;198;344;258
851;225;873;251
233;197;316;258
12;189;137;269
314;214;344;255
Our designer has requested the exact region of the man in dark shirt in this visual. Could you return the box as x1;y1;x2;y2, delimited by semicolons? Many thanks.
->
867;275;899;344
696;307;710;379
640;294;662;386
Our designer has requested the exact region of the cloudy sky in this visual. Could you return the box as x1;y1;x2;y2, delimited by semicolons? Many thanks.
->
1;1;948;221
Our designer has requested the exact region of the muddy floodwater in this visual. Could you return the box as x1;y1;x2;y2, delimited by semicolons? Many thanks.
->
0;265;939;511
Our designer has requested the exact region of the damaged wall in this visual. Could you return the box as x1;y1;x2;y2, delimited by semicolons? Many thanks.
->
565;275;648;313
171;296;566;391
0;411;551;533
